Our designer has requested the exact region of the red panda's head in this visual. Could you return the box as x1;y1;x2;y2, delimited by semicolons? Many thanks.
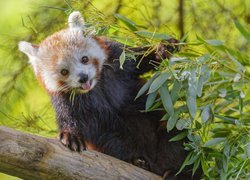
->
18;12;107;94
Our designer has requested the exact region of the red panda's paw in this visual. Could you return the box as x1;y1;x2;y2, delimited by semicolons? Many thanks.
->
132;157;150;171
58;130;86;152
156;38;180;60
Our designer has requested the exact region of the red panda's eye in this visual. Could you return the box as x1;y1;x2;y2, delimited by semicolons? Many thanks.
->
61;69;69;76
81;56;89;64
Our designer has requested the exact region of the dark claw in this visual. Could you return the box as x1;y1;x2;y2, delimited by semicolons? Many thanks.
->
132;157;150;171
58;130;86;152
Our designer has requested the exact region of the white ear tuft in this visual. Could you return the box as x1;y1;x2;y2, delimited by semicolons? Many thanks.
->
18;41;38;57
18;41;39;74
68;11;85;29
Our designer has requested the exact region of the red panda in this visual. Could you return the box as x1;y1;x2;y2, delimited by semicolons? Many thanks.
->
18;11;201;179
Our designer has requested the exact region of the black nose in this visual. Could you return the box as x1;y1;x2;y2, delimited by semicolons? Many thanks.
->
78;73;88;83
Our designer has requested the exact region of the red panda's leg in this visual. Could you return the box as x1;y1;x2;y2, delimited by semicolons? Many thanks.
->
51;95;87;152
58;129;86;151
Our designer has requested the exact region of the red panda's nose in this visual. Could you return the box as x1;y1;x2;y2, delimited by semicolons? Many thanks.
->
78;73;88;83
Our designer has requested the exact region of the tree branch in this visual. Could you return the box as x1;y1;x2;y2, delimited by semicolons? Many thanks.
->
0;126;161;180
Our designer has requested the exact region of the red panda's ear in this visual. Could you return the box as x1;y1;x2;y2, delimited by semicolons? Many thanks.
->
18;41;39;74
68;11;86;31
18;41;39;57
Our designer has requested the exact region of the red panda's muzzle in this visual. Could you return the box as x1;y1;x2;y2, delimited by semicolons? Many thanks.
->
81;81;91;90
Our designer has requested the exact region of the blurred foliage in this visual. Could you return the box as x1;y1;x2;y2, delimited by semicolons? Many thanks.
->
0;0;249;179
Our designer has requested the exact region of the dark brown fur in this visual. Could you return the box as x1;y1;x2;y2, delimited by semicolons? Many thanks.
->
51;38;201;179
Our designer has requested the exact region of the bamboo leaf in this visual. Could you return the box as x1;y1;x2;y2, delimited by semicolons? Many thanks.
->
171;80;182;103
135;73;159;99
214;114;239;124
176;152;193;175
119;50;126;69
160;83;174;116
161;113;169;121
203;138;226;147
186;70;197;118
169;131;188;142
197;65;210;97
146;91;157;110
201;105;211;123
176;119;192;130
192;158;201;177
135;31;172;40
110;36;135;46
114;14;137;31
167;111;178;132
149;72;170;93
234;19;250;41
177;152;198;175
205;39;224;46
201;157;209;177
226;51;246;73
197;54;210;63
197;76;204;97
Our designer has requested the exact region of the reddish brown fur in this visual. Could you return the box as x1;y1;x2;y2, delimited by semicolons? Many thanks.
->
92;58;101;79
93;36;109;56
85;141;102;152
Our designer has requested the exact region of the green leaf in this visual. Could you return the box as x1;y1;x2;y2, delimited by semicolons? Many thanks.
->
149;72;170;93
145;101;162;112
161;113;169;121
201;105;212;123
223;142;230;157
176;119;191;130
125;52;137;61
176;152;192;175
108;25;119;34
177;152;198;175
160;84;174;116
135;31;172;40
146;91;157;110
171;80;182;103
110;36;135;46
203;138;226;147
226;51;246;73
192;158;201;177
177;52;200;57
214;114;239;124
197;65;210;97
234;19;250;41
114;14;137;31
186;70;197;118
201;157;209;177
195;121;202;130
197;76;204;97
197;54;210;63
135;73;159;99
167;111;178;132
169;131;188;142
119;50;126;69
205;39;224;46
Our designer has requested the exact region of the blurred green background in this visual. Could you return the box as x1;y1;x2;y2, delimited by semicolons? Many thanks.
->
0;0;249;179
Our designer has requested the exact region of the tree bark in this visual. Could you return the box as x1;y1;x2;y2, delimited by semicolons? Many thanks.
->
0;126;161;180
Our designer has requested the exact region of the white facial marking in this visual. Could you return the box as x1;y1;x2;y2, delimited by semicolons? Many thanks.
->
41;67;59;92
19;11;107;93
